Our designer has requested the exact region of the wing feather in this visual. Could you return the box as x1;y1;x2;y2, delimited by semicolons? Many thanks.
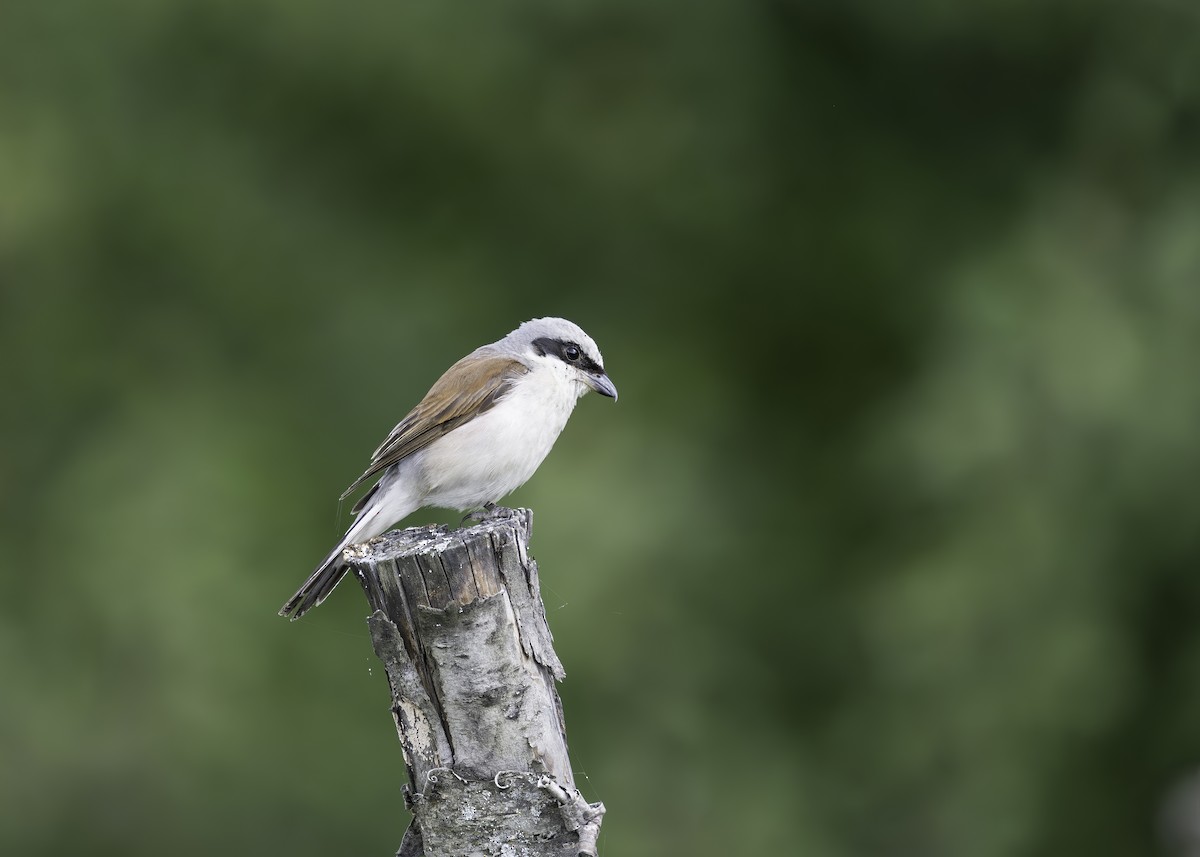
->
342;353;527;508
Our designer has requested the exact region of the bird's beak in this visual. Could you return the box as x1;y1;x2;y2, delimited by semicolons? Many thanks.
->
586;371;618;401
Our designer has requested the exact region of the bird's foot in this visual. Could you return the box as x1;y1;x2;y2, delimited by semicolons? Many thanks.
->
463;502;517;524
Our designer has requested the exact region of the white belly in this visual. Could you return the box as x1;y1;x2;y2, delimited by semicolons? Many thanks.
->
418;368;584;510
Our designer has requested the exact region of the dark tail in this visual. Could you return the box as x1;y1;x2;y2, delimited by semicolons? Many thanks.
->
279;545;350;620
281;480;401;620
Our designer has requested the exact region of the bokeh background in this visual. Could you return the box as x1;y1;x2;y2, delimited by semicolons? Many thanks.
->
4;1;1200;855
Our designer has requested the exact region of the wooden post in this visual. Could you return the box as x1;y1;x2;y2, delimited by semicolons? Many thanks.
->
346;508;605;857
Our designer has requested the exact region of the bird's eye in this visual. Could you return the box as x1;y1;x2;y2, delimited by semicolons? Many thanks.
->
563;344;581;362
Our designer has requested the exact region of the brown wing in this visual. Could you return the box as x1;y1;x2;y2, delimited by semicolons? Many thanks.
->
341;353;527;510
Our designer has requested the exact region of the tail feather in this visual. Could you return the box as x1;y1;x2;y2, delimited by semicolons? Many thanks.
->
278;542;351;620
280;481;411;620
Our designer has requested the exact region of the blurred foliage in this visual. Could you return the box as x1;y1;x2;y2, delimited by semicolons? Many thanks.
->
3;1;1200;855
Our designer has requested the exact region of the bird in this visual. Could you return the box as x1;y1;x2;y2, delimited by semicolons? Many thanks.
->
279;317;617;619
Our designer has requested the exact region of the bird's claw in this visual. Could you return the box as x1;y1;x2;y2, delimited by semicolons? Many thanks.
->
462;503;517;524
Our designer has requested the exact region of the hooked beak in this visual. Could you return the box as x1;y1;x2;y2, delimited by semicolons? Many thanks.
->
585;371;618;401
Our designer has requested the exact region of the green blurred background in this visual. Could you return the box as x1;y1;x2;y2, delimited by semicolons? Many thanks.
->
4;1;1200;855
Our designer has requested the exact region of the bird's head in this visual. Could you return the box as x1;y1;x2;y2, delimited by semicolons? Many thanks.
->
507;317;618;402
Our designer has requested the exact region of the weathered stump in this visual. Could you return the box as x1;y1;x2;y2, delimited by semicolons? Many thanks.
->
347;508;604;857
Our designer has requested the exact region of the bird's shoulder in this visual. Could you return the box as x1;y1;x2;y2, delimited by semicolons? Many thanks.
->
412;350;529;427
341;352;528;503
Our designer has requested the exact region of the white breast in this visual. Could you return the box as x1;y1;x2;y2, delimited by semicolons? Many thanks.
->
417;362;586;511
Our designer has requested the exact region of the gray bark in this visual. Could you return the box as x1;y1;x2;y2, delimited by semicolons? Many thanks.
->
348;508;605;857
